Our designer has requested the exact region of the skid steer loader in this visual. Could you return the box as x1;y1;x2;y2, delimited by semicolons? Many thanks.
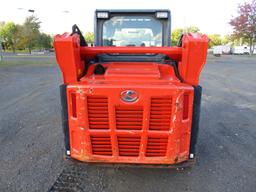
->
54;9;208;167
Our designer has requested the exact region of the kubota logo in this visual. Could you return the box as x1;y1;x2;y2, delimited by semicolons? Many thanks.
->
120;90;138;102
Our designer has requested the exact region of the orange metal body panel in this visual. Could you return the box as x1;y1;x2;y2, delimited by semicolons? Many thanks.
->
179;34;209;85
54;33;208;165
54;33;85;84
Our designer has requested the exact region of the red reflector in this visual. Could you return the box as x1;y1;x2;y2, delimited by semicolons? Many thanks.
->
183;94;189;119
71;93;77;118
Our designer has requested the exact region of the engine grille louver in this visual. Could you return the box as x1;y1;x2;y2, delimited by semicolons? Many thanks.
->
118;136;141;157
115;106;143;130
146;137;168;157
87;96;174;159
149;97;172;131
87;96;109;129
91;136;112;156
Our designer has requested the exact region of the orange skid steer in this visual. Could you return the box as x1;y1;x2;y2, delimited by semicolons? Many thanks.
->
54;10;208;167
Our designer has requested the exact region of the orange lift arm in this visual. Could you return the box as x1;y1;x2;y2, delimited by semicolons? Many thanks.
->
54;33;208;85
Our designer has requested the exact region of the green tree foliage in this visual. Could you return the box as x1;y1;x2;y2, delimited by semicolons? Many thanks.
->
171;27;234;48
84;32;94;45
221;35;232;45
230;0;256;54
208;34;222;48
171;26;200;45
0;22;22;53
20;16;41;53
221;34;243;46
185;26;200;33
0;16;53;52
0;22;5;29
171;28;183;45
37;33;53;49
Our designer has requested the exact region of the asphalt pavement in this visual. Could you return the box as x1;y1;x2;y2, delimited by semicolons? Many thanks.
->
0;55;255;192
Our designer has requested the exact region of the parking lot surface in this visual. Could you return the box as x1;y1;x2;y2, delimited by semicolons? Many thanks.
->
0;55;255;192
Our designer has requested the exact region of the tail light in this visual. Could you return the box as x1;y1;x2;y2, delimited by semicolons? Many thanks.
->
183;94;189;120
71;93;77;118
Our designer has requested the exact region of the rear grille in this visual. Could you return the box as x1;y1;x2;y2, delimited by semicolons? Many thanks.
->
118;136;141;157
87;96;109;129
115;106;143;130
87;96;171;158
149;97;172;131
146;137;168;157
91;136;112;156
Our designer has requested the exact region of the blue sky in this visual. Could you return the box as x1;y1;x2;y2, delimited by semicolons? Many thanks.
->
0;0;248;36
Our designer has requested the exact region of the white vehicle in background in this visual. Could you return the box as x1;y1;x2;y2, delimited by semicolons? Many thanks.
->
221;45;231;54
212;45;231;56
213;45;222;56
232;46;250;55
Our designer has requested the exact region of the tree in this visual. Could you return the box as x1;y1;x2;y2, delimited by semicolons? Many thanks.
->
221;35;232;45
208;34;222;48
171;28;183;45
171;26;200;45
0;22;5;29
36;33;53;49
230;0;256;54
185;26;200;33
0;22;22;53
84;32;94;45
0;17;54;52
20;16;41;53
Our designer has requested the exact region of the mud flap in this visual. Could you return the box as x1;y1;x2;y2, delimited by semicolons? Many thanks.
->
189;85;202;158
60;84;70;156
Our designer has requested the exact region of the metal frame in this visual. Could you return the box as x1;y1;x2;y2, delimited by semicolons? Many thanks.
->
94;9;171;46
